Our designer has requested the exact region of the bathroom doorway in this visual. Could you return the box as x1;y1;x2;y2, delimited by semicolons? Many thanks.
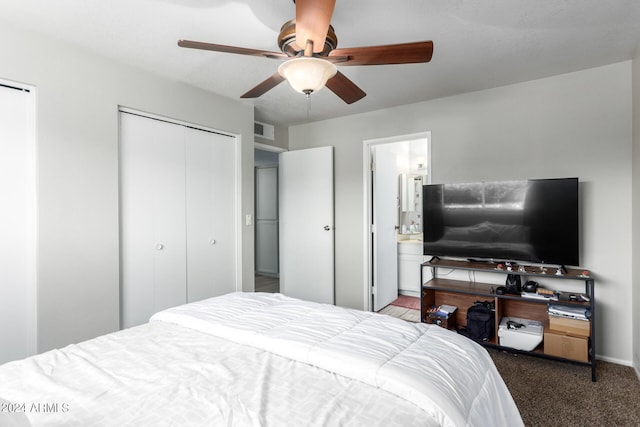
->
363;132;431;312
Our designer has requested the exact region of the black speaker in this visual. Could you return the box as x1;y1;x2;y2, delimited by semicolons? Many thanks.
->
505;274;522;294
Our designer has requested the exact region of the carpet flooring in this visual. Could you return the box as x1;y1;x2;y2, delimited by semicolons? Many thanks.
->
489;349;640;426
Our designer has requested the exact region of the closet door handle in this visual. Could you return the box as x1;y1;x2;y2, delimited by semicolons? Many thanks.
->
324;225;331;231
155;244;164;250
210;239;216;245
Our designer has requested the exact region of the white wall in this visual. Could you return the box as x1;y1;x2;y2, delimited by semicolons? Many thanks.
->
0;22;255;353
290;62;633;364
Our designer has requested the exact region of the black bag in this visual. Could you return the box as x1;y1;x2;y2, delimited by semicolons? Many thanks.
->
505;274;522;294
465;301;495;341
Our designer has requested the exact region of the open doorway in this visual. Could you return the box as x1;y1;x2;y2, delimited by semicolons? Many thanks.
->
255;145;282;293
363;132;431;314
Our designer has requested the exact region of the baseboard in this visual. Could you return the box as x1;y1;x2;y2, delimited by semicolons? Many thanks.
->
398;290;420;298
595;354;634;367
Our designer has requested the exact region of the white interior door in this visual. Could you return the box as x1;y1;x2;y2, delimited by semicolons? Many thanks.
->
373;146;399;311
0;82;36;363
279;146;334;304
120;113;187;328
185;127;236;302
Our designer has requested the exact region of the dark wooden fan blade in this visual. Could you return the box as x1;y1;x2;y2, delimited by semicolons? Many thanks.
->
240;72;286;98
325;71;366;104
178;40;288;60
329;41;434;66
295;0;336;53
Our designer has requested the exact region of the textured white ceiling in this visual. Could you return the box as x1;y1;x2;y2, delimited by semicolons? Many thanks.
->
1;0;639;126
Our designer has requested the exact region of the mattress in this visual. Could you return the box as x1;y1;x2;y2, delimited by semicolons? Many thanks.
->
0;292;523;426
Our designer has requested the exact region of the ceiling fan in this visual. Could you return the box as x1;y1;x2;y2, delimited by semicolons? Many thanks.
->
178;0;433;104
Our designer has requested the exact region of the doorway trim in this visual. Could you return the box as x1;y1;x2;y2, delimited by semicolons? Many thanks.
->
362;131;432;312
254;142;287;153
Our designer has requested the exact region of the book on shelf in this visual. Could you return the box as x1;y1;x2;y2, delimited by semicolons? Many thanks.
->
426;304;457;318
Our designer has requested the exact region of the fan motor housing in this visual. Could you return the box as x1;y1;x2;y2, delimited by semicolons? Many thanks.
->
277;20;337;56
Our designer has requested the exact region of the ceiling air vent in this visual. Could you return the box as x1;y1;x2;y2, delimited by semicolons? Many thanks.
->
254;121;275;140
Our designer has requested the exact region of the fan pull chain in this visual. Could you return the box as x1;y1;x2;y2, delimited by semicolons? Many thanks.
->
306;93;311;120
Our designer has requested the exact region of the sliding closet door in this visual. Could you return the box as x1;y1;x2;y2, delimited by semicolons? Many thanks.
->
120;111;237;328
120;113;187;328
0;82;36;363
185;127;236;302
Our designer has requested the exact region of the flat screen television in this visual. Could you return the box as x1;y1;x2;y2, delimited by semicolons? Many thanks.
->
422;178;579;266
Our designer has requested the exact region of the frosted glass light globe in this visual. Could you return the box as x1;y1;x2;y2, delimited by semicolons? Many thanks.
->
278;57;337;95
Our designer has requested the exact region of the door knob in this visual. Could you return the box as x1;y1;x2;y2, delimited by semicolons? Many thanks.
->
324;225;331;231
156;244;164;250
210;239;216;245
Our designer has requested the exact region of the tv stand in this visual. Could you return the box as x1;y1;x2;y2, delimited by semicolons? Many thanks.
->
420;258;596;381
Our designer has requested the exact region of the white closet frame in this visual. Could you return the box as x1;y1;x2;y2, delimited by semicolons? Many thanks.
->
0;80;37;363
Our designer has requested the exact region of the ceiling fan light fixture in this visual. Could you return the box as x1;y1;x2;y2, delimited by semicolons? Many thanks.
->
278;57;337;95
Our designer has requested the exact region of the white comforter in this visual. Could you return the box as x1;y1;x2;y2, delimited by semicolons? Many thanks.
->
0;292;522;426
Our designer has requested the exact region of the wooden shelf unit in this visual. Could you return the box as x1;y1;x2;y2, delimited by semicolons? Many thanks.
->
420;258;596;381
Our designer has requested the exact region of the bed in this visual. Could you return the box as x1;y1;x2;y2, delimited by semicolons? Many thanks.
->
0;292;523;426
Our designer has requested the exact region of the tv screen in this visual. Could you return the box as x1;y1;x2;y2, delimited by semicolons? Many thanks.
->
422;178;579;266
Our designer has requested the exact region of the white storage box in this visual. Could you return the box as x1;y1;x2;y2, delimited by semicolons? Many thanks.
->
498;317;543;351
